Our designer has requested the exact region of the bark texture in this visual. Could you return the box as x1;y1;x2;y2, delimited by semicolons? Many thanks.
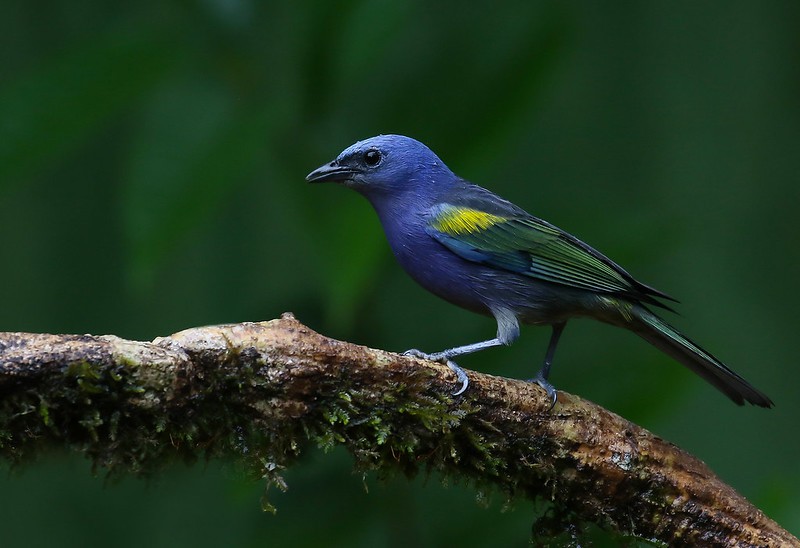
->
0;313;795;546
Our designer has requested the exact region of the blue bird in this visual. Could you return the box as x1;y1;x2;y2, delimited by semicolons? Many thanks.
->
306;134;772;408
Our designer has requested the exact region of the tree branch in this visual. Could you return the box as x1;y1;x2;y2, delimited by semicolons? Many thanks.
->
0;313;794;546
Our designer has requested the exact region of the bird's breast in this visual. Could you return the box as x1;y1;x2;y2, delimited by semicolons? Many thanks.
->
378;215;511;316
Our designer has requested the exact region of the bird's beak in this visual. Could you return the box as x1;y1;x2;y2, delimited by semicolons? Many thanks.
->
305;162;359;183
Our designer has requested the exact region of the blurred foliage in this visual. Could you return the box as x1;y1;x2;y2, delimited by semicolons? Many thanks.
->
1;0;798;545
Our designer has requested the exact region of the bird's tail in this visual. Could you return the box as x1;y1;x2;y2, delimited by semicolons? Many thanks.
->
630;306;773;407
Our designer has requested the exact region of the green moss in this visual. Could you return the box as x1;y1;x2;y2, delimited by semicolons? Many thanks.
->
78;409;103;442
67;360;103;394
0;339;618;543
38;399;51;427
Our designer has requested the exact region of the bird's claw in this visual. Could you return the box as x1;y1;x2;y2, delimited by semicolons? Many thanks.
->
403;348;431;360
446;359;469;396
403;349;469;396
403;348;447;361
530;373;558;410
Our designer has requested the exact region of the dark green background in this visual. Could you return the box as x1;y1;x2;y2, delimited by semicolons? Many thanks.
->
1;1;798;545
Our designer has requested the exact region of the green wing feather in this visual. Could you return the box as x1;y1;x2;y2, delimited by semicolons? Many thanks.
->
426;202;674;307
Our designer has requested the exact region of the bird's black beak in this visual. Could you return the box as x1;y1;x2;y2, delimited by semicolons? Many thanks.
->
305;161;359;183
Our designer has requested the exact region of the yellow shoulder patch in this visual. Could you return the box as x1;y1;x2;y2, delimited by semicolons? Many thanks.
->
431;206;506;235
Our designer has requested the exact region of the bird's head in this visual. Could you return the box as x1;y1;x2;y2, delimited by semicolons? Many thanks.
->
306;134;454;198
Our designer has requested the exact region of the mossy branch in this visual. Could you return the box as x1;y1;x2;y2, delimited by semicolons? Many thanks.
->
0;313;794;546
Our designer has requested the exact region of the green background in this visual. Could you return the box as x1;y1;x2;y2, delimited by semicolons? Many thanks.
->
1;1;798;545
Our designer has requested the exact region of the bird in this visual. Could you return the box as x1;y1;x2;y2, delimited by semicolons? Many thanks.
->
306;134;773;408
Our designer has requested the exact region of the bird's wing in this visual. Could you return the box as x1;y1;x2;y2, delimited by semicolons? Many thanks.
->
425;202;672;305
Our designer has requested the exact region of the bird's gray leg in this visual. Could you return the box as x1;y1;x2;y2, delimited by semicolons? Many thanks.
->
403;307;519;396
404;308;520;396
404;338;506;362
532;322;566;408
403;339;504;396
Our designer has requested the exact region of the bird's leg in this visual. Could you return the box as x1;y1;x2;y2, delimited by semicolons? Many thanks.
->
533;323;565;403
404;338;505;362
531;322;566;408
404;338;505;396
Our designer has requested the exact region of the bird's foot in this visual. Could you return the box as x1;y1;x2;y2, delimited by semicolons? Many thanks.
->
529;372;558;410
403;349;469;396
444;359;469;396
403;348;447;361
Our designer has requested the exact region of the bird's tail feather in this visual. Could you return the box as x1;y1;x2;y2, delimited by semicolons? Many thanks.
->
631;307;773;407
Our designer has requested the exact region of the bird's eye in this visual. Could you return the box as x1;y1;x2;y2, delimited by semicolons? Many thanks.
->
364;149;382;167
